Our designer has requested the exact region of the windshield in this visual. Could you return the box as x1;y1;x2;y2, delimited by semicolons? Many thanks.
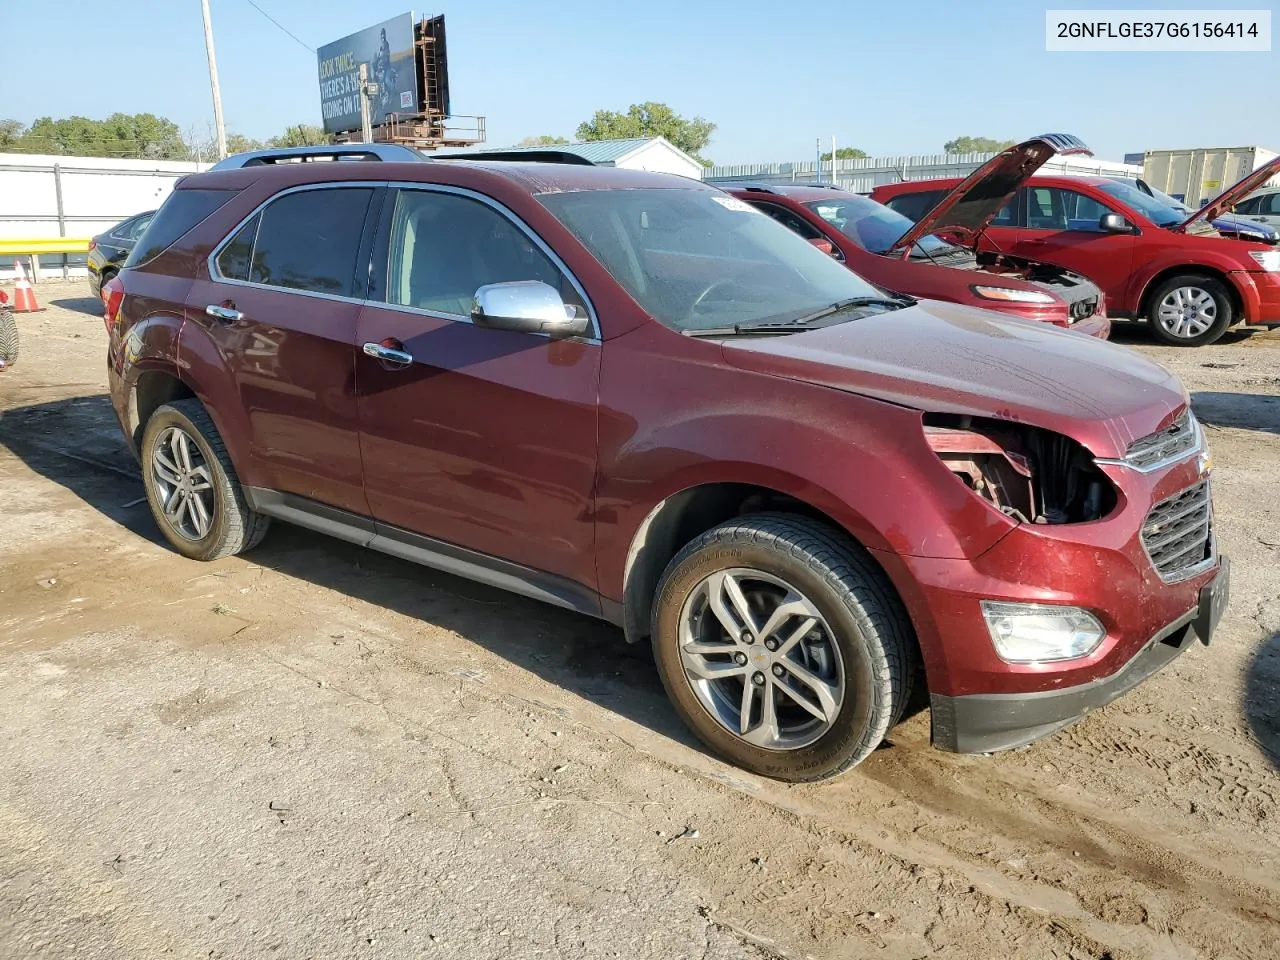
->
803;196;957;257
537;188;886;333
1098;180;1184;227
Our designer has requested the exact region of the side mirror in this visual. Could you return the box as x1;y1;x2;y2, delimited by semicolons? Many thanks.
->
1099;213;1130;234
472;281;589;339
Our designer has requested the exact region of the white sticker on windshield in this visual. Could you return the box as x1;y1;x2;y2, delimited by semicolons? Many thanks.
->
711;196;756;213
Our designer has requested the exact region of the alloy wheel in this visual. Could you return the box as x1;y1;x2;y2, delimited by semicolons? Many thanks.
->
151;426;216;541
1156;286;1217;340
678;568;845;751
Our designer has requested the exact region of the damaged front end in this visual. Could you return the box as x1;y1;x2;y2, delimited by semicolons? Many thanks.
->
924;413;1117;525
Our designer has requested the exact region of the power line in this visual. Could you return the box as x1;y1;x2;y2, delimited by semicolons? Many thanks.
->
241;0;315;53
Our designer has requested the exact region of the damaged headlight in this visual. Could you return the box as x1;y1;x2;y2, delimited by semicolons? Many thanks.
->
924;414;1117;525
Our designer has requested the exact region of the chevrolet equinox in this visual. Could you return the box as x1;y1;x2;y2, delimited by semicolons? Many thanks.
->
103;146;1229;781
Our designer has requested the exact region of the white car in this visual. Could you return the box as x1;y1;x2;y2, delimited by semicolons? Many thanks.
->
1233;186;1280;230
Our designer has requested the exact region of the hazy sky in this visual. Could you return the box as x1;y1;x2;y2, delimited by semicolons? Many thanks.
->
9;0;1278;164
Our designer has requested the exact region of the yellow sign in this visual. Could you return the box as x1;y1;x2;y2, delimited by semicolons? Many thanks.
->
1203;179;1222;190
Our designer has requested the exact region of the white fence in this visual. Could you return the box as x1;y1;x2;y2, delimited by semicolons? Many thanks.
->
705;151;1143;194
0;153;211;278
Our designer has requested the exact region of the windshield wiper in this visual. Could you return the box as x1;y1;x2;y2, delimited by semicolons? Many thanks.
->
683;321;823;338
789;294;911;326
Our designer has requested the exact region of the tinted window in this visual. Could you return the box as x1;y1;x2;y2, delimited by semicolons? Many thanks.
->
748;201;825;241
1232;196;1259;214
384;190;576;317
884;190;945;224
247;188;373;297
216;213;260;281
126;189;237;267
539;188;884;333
1262;193;1280;215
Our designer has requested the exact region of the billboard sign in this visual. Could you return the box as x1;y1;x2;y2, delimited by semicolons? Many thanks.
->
317;13;419;135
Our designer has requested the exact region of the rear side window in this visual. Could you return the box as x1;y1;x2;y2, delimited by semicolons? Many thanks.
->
884;189;945;224
215;188;373;297
126;190;237;267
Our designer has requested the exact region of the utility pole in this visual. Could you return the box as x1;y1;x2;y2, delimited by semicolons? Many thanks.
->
358;63;376;144
200;0;228;159
831;136;837;186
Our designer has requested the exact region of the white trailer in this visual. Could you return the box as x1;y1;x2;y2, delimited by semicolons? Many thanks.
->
1140;146;1279;208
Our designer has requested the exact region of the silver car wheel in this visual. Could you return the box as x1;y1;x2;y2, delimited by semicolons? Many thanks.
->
151;426;216;541
1156;285;1217;340
679;568;845;751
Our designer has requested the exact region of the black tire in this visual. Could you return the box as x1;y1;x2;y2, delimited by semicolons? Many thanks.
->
0;306;18;369
651;513;913;782
99;267;117;291
140;398;270;561
1145;275;1233;347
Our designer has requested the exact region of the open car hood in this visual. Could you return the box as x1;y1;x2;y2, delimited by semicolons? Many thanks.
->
1178;154;1280;232
892;134;1093;253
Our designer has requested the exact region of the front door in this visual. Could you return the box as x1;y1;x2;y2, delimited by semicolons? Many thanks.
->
185;185;377;514
1009;185;1137;305
355;186;600;588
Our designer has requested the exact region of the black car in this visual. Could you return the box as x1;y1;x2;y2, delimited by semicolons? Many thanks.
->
87;211;155;295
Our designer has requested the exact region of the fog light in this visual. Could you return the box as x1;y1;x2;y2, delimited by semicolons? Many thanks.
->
979;601;1105;663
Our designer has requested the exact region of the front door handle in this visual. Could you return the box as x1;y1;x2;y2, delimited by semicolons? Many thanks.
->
362;341;414;366
206;304;243;322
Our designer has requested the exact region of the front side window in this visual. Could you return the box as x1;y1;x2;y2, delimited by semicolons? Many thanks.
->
884;189;945;224
538;187;886;333
1024;187;1120;231
1261;193;1280;216
383;190;577;318
748;201;825;241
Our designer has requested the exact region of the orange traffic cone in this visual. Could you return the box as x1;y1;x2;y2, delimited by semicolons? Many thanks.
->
12;260;42;313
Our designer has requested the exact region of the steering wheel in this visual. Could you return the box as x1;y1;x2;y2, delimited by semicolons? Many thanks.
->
689;279;739;314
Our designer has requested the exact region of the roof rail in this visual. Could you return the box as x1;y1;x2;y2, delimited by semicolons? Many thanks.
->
208;144;424;171
437;149;596;166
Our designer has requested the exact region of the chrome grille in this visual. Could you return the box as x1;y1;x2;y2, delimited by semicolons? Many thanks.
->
1141;480;1213;582
1125;411;1199;471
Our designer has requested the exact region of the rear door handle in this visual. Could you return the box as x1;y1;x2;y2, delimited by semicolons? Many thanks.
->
362;341;414;366
206;304;243;322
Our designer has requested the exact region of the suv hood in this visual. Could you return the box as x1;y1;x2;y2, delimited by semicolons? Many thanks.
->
720;299;1184;457
1179;155;1280;232
892;134;1093;253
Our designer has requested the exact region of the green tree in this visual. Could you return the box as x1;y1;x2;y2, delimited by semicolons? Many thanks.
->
0;119;24;149
943;136;1015;155
268;124;330;148
11;113;187;158
576;102;715;165
821;146;869;161
226;133;267;154
517;135;570;147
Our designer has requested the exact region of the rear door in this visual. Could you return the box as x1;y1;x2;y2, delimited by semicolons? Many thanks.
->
185;184;380;515
354;185;600;586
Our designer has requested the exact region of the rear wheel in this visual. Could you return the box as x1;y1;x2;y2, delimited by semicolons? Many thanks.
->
651;514;912;781
140;399;269;561
1146;275;1233;346
0;306;17;369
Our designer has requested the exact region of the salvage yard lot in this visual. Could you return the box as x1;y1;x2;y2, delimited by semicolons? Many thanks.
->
1;282;1278;960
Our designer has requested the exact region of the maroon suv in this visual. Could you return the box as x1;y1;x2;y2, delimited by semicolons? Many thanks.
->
723;136;1109;338
103;146;1228;781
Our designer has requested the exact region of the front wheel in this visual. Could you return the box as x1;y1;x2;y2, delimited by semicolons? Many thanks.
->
1146;275;1233;347
651;514;913;781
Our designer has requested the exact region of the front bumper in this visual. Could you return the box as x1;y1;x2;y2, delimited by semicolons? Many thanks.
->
931;557;1228;753
1233;269;1280;325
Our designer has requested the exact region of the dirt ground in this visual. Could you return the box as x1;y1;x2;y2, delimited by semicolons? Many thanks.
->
1;281;1277;960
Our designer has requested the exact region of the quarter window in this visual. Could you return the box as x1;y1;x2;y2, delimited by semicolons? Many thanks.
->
384;189;577;318
216;188;373;297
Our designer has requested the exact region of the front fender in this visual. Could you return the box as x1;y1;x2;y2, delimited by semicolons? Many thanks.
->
594;335;1018;603
1126;247;1251;313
